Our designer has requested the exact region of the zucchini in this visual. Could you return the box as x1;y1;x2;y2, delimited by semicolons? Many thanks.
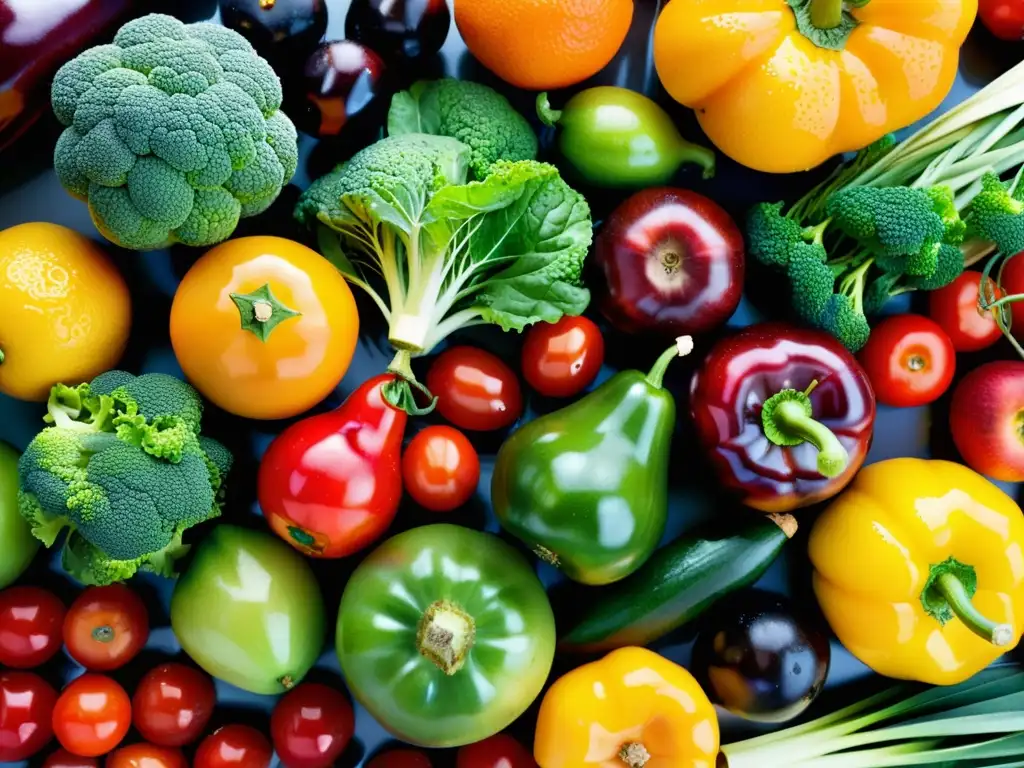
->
559;514;797;652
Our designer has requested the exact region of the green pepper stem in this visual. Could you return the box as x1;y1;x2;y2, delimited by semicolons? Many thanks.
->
536;92;562;127
417;600;476;676
0;347;5;364
810;0;844;28
763;381;849;478
934;572;1014;647
645;336;693;390
383;349;437;416
676;140;717;180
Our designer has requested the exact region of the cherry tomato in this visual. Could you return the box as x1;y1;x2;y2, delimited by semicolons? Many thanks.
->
105;744;187;768
979;0;1024;40
521;316;605;398
132;664;215;747
368;751;433;768
0;586;65;669
402;426;481;512
457;734;537;768
857;314;956;408
270;683;355;768
63;585;148;671
0;670;57;762
44;748;100;768
928;272;1003;352
194;726;273;768
52;674;131;757
426;347;523;432
1001;252;1024;338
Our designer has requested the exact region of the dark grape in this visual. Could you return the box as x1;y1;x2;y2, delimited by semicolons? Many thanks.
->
219;0;327;61
291;41;388;138
345;0;451;61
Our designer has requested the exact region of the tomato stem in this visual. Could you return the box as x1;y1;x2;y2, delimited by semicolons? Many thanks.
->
229;283;302;343
91;625;115;644
417;600;476;676
619;742;651;768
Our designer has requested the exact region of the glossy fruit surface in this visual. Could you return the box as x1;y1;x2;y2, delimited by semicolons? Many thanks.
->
0;671;57;762
170;236;359;420
950;361;1024;481
0;222;131;401
596;188;744;336
132;664;216;747
929;272;1004;352
426;347;522;432
52;674;131;757
521;316;604;398
293;41;388;138
63;585;148;672
219;0;327;59
980;0;1024;39
857;315;956;408
0;442;38;588
270;684;355;768
194;726;273;768
43;748;100;768
345;0;450;59
105;744;187;768
402;425;480;512
0;586;65;668
368;752;432;768
1001;253;1024;337
457;734;536;768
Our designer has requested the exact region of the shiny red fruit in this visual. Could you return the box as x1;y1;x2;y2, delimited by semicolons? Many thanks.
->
368;751;433;768
595;187;745;336
950;361;1024;482
105;743;187;768
52;674;131;757
457;734;537;768
426;347;523;432
194;726;273;768
63;584;149;672
928;272;1003;352
402;425;480;512
132;664;215;747
521;316;605;398
979;0;1024;39
0;670;57;762
857;315;956;408
44;748;100;768
0;586;65;669
270;683;355;768
294;41;388;137
1001;252;1024;338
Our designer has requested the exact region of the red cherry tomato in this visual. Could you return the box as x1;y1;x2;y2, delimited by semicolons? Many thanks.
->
1001;252;1024;338
105;744;187;768
0;670;57;762
928;272;1004;352
194;726;273;768
426;347;523;432
402;426;481;512
132;663;215;747
270;683;355;768
979;0;1024;40
63;585;149;671
457;734;537;768
521;316;605;398
0;586;66;668
44;748;100;768
368;751;433;768
857;314;956;408
52;674;131;757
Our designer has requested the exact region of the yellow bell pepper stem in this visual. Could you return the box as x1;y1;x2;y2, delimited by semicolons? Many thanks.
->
810;0;844;29
932;570;1014;647
761;381;849;478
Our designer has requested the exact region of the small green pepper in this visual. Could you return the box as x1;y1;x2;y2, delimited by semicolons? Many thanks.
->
537;86;715;188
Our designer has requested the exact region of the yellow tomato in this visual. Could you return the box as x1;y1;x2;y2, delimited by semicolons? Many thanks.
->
0;222;131;401
170;236;359;420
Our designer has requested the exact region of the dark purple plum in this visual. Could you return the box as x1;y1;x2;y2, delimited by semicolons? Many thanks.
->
345;0;450;60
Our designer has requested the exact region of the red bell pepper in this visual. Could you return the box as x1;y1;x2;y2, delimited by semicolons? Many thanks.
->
689;323;876;514
257;374;407;558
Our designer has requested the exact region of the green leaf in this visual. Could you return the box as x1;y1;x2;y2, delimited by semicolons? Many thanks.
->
387;82;440;136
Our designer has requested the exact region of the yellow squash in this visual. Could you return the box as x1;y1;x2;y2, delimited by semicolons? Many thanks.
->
810;458;1024;685
653;0;977;173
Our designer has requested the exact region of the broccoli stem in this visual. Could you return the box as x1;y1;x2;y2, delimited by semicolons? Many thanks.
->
810;0;844;29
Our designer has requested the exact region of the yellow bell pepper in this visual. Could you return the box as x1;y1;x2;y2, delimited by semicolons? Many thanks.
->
809;458;1024;686
653;0;977;173
534;647;719;768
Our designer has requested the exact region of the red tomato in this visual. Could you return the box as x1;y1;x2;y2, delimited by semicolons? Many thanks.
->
194;726;273;768
132;663;215;747
402;426;481;512
44;748;100;768
0;670;57;762
63;585;149;671
980;0;1024;39
457;734;537;768
105;744;187;768
52;674;131;757
928;272;1004;352
521;316;605;398
1001;252;1024;338
857;315;956;408
368;751;433;768
270;683;355;768
426;347;523;432
0;586;65;668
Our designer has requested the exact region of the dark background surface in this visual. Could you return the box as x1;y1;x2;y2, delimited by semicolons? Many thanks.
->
2;1;1024;766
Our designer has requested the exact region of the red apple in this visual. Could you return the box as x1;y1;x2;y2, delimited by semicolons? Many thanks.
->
949;361;1024;482
1000;252;1024;339
594;188;745;336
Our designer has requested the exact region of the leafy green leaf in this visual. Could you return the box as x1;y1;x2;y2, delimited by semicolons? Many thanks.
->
387;82;440;136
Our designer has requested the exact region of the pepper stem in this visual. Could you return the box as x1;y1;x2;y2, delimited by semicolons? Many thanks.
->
0;346;4;364
677;140;717;180
810;0;843;28
536;92;562;127
619;742;651;768
383;349;437;416
761;380;849;478
645;336;694;389
934;572;1014;647
417;600;476;676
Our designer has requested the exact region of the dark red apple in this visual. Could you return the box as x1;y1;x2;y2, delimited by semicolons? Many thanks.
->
949;361;1024;482
594;188;745;336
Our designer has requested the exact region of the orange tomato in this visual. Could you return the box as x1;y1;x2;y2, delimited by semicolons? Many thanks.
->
0;223;131;401
170;236;358;420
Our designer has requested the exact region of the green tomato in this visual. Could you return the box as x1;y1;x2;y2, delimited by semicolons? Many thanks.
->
0;442;38;588
336;524;555;748
171;525;326;694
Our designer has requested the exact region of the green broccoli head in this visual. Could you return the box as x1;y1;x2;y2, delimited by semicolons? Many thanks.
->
826;186;945;259
966;172;1024;259
787;243;834;323
926;185;967;245
907;244;966;291
51;13;298;251
817;293;871;352
387;79;538;180
747;202;806;268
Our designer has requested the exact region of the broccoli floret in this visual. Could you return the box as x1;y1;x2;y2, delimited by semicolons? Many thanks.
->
966;172;1024;258
818;293;871;352
387;79;538;180
926;185;966;245
50;14;298;250
787;244;835;323
904;239;942;278
906;244;966;291
826;186;945;259
747;202;807;268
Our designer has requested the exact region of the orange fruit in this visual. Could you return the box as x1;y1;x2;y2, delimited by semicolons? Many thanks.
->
455;0;634;90
0;223;131;402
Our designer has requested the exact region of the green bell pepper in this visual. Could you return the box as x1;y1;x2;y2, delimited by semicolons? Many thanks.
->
335;524;555;748
0;442;38;588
